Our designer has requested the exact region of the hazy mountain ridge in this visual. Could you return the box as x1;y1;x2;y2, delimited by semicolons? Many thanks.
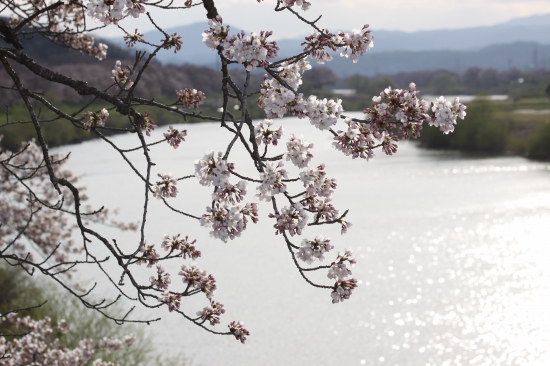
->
105;13;550;73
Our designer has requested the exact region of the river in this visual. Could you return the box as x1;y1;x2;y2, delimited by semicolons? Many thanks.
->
56;113;550;366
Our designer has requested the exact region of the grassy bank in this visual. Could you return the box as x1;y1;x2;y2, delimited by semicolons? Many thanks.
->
0;93;261;151
418;97;550;160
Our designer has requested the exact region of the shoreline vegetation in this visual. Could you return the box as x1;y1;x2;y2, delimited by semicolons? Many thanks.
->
2;95;549;161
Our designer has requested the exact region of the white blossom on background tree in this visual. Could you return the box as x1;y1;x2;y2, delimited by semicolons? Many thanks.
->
0;0;466;353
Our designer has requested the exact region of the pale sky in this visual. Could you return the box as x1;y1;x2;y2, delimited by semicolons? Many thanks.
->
93;0;550;39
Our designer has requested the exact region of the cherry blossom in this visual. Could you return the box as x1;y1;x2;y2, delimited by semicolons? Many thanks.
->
161;234;201;260
111;60;133;90
194;151;232;186
430;96;467;134
254;119;284;146
331;278;358;304
203;17;279;70
137;242;160;267
164;126;187;149
197;301;226;326
327;248;356;280
176;88;206;109
296;235;334;264
140;111;157;136
269;203;308;236
163;33;183;53
299;164;336;198
151;172;178;199
200;202;259;242
228;321;250;344
83;109;109;131
179;264;217;299
213;180;247;204
158;291;182;312
285;134;314;168
150;264;171;289
256;161;288;202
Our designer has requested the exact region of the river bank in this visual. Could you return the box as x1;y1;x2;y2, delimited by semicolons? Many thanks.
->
3;96;549;161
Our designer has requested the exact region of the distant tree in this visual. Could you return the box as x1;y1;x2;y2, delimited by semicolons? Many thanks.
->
545;84;550;100
0;0;466;351
429;72;460;95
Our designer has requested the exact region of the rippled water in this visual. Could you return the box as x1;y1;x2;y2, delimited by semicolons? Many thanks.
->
58;114;550;366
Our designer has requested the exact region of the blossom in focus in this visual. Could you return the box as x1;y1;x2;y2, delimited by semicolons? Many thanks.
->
327;248;356;280
203;17;279;70
197;300;226;326
430;96;467;134
200;202;259;242
254;119;284;146
150;264;171;289
111;60;133;89
137;242;159;267
213;180;247;204
158;291;181;312
164;126;187;149
228;321;250;344
194;151;233;186
269;203;308;236
296;235;334;264
331;278;357;304
179;264;217;299
256;161;288;202
285;134;314;168
82;108;109;131
152;172;178;199
161;234;201;260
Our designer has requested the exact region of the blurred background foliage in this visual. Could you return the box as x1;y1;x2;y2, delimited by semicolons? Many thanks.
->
0;264;191;366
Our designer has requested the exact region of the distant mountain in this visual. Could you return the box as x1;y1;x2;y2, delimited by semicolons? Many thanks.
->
107;13;550;70
320;42;550;77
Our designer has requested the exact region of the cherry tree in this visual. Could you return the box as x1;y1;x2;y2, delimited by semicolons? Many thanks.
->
0;0;466;350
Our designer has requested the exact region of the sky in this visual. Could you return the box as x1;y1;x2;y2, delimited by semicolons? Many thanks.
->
93;0;550;39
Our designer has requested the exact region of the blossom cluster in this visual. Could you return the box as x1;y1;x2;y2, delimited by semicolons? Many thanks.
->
137;242;160;267
200;202;259;242
256;161;288;201
164;126;187;149
333;83;467;160
305;95;343;130
254;119;284;146
285;134;314;168
150;264;171;289
197;301;226;326
257;58;311;118
140;111;157;136
228;321;250;344
296;235;334;264
111;60;133;89
257;59;343;129
194;151;232;186
196;152;259;242
161;234;201;260
302;25;373;64
176;88;206;109
299;164;336;198
430;96;467;134
151;172;178;199
327;249;358;303
179;264;217;299
87;0;146;25
0;314;134;365
82;108;109;131
202;17;279;70
269;203;308;236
